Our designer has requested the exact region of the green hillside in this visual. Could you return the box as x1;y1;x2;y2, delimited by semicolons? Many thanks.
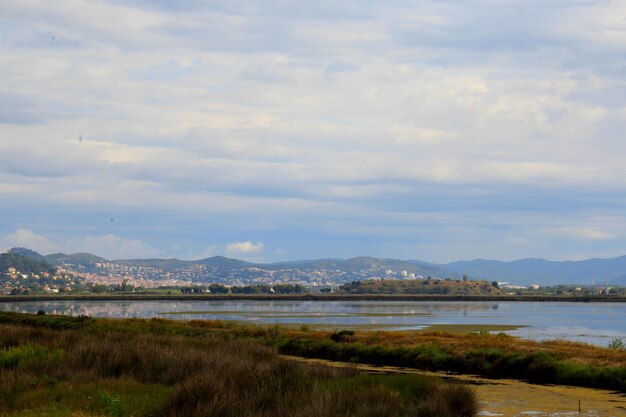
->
340;279;504;295
0;252;56;275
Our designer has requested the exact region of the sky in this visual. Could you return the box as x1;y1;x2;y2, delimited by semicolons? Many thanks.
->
1;0;626;263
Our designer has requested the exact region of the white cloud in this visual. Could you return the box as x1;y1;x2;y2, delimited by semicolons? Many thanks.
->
1;229;161;259
1;229;58;254
226;241;264;254
188;245;219;260
543;226;615;241
78;234;162;259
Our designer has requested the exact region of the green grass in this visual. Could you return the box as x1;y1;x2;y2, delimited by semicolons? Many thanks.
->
9;381;172;417
0;344;63;369
323;373;441;400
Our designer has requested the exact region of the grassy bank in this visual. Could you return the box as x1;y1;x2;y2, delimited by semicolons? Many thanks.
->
0;312;477;417
276;333;626;392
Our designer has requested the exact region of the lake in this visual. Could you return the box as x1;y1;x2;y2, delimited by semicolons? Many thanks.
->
1;299;625;347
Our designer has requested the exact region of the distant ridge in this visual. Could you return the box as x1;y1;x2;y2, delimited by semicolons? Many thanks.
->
117;256;255;270
46;252;107;265
1;251;56;276
8;247;45;260
442;257;626;286
8;247;626;286
110;255;442;275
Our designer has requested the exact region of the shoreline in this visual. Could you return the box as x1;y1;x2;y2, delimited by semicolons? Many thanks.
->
1;293;626;302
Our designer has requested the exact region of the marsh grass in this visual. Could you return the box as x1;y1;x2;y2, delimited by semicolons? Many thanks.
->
7;381;171;417
278;336;626;391
0;313;478;417
1;310;625;394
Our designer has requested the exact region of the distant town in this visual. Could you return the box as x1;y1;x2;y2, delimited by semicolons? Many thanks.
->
1;247;624;296
82;260;428;288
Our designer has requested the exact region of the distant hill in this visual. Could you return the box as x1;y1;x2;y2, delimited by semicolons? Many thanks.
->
119;256;255;271
340;279;504;296
7;247;626;286
118;256;444;278
271;257;443;276
199;256;255;269
8;248;449;285
116;256;252;270
442;257;626;286
43;253;108;273
45;252;107;264
118;258;192;270
8;247;45;260
0;252;56;276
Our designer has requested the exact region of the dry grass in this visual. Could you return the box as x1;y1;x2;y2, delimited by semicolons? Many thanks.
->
279;327;626;368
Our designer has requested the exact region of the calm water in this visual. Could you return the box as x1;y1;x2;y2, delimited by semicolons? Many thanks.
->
1;300;625;347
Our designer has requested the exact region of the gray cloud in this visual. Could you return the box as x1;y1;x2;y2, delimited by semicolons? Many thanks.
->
0;93;46;125
1;0;626;262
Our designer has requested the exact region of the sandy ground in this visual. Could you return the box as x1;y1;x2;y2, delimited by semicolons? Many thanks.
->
281;355;626;417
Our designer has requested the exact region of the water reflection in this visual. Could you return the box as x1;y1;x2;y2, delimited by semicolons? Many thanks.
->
1;300;625;346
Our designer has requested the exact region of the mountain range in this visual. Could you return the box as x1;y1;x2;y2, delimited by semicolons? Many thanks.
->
6;247;626;286
443;257;626;286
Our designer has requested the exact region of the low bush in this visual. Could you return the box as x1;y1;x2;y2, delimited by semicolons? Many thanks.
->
330;329;355;343
609;338;626;352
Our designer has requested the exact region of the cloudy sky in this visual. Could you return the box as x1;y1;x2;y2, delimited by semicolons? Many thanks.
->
1;0;625;262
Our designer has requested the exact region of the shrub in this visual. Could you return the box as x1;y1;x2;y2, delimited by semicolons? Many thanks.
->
609;338;625;352
330;329;356;343
412;383;478;417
